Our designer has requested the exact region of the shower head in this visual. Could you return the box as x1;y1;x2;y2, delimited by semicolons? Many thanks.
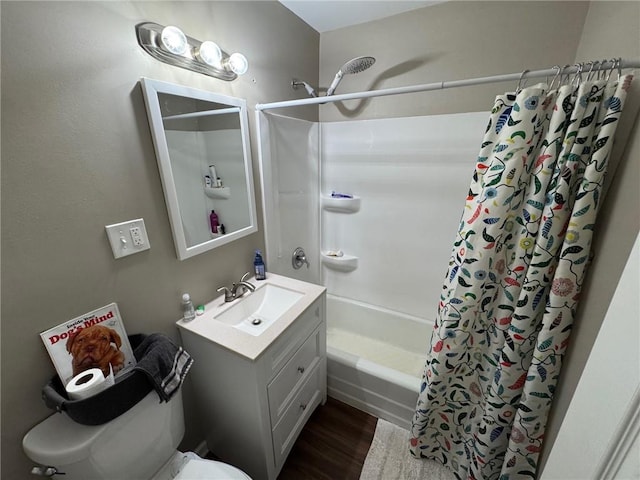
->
341;56;376;74
326;56;376;96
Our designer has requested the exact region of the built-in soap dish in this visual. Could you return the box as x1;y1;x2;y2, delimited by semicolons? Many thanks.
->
205;186;231;199
321;195;361;213
321;252;358;271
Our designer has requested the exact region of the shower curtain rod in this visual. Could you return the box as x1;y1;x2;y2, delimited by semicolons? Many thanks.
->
255;58;640;111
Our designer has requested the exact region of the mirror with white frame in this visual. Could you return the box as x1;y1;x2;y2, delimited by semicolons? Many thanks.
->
141;78;257;260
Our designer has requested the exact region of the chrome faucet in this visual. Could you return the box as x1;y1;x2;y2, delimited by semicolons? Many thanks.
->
217;272;256;302
234;272;256;296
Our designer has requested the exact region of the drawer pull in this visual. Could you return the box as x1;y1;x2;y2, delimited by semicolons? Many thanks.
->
300;403;307;411
297;366;305;374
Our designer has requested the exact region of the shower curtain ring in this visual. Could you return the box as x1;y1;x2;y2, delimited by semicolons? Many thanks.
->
585;61;596;81
549;65;561;89
516;69;530;93
559;64;571;85
598;59;609;80
605;58;621;82
571;63;584;88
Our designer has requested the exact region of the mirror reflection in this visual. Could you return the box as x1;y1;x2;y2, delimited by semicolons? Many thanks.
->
141;78;257;260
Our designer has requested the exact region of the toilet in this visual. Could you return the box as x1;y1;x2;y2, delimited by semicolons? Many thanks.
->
22;389;251;479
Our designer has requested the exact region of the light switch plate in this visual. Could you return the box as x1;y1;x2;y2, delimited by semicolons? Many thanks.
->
105;218;150;259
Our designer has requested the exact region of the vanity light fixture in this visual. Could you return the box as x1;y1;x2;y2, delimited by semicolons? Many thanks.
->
136;22;248;81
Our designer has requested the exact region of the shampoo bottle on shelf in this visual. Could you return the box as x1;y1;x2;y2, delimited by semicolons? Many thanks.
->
254;250;266;280
209;210;219;235
181;293;196;322
209;165;224;187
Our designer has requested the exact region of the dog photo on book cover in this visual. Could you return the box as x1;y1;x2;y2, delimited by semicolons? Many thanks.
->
40;303;136;385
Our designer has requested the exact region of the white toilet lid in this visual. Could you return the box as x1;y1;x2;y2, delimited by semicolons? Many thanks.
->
175;458;251;479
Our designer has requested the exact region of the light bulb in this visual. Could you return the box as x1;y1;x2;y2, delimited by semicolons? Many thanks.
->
226;53;248;75
196;41;222;67
160;26;188;55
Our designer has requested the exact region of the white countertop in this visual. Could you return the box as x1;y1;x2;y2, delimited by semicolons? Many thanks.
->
176;273;325;360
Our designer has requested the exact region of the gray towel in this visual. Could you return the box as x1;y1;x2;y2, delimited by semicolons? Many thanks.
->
133;333;193;402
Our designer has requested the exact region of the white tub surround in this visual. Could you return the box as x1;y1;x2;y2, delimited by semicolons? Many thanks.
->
256;113;321;285
319;113;489;318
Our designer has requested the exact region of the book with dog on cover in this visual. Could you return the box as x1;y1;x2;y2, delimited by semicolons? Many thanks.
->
40;303;136;386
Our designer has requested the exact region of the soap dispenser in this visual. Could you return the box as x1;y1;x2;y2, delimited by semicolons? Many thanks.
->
254;250;266;280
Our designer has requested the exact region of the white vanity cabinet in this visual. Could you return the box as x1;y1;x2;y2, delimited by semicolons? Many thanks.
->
177;276;326;480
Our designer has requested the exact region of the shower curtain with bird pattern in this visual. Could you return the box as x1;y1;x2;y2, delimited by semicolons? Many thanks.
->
410;70;634;479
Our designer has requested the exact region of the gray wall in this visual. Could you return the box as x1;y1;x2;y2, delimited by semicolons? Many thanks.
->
318;0;640;471
1;2;318;478
319;1;589;121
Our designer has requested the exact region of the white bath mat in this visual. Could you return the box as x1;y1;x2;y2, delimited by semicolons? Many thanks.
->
359;419;455;480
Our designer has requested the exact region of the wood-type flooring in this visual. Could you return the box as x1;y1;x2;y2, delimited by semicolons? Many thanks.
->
277;397;378;480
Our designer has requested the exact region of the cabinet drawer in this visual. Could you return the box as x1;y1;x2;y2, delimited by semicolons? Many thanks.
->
261;299;322;382
268;327;321;423
271;363;323;470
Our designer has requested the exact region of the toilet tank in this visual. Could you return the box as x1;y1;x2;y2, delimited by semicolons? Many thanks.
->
23;390;185;480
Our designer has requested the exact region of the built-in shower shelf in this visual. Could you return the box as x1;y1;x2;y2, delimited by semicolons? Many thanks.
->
321;253;358;271
205;186;231;199
321;195;361;213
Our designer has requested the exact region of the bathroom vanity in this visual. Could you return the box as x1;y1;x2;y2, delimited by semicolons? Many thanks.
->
177;274;326;480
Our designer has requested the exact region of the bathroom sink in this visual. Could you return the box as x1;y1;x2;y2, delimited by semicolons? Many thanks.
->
214;283;305;336
176;273;326;360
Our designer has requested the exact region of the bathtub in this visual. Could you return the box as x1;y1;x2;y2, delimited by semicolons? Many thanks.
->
326;295;433;430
